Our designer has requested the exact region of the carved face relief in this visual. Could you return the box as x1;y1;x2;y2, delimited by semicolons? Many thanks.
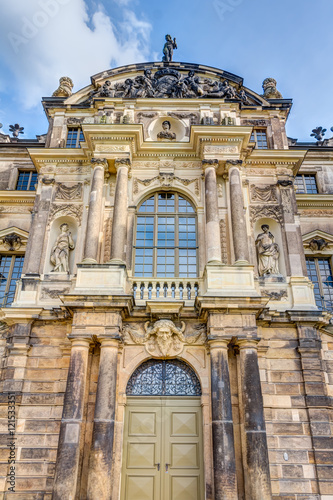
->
144;320;185;358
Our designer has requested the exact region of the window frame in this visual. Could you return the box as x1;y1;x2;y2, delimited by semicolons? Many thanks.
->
0;253;25;307
133;192;198;278
16;170;38;191
66;127;85;148
295;174;318;194
305;255;333;311
250;128;268;149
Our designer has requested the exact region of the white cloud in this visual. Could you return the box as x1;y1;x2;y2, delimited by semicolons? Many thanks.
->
0;0;152;108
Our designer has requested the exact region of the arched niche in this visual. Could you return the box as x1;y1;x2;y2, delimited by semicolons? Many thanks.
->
254;217;286;277
44;216;78;274
147;116;188;142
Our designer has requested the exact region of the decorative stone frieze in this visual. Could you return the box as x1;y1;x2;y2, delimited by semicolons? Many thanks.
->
55;183;83;201
48;204;83;225
250;184;277;203
250;204;283;223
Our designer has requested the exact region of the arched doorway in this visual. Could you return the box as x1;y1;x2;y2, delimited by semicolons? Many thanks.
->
121;359;204;500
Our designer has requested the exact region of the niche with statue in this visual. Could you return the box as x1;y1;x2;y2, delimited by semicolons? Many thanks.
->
44;217;77;274
254;218;286;281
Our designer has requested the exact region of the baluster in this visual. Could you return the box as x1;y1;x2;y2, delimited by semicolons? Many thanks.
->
148;283;152;300
179;283;184;300
156;283;160;299
187;283;192;300
174;280;180;300
143;282;150;300
140;283;145;300
133;283;137;300
163;283;168;298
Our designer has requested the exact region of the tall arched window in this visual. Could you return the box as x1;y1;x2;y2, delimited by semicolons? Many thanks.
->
134;192;197;277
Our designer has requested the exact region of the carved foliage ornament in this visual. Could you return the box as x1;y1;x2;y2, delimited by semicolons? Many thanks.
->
123;320;206;358
2;233;22;251
250;205;283;223
48;204;83;225
133;173;199;196
262;290;287;300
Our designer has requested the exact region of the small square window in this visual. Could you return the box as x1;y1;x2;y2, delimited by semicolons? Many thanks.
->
16;171;38;191
66;128;84;148
295;174;318;194
250;129;268;149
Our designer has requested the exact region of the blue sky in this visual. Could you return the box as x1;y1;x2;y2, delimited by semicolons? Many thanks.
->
0;0;332;141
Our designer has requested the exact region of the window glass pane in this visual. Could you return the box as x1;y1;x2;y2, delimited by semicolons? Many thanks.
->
306;257;333;310
295;176;305;193
66;129;79;148
16;172;30;190
0;255;24;306
304;175;318;194
134;193;197;279
29;172;38;191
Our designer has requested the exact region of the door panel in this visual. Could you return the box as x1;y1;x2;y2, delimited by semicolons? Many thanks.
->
121;398;204;500
122;406;161;500
164;403;203;500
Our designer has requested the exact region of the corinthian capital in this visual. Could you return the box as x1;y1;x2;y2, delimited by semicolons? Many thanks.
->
202;159;219;170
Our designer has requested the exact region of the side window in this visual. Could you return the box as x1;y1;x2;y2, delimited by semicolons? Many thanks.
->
16;171;38;191
66;128;84;148
295;174;318;194
0;254;24;306
250;129;268;149
306;257;333;311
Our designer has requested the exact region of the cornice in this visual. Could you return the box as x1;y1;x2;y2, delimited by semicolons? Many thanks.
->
296;194;333;209
0;191;36;204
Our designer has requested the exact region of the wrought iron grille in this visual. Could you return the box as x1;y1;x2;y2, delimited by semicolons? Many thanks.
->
126;359;201;396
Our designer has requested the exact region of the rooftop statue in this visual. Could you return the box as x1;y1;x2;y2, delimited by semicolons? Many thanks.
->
262;78;282;99
52;76;74;98
162;34;177;62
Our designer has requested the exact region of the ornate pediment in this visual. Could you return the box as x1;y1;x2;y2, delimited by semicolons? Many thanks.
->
302;230;333;253
65;62;266;106
0;227;29;252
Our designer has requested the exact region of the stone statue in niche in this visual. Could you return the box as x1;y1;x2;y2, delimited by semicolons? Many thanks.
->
157;120;176;140
162;34;177;62
255;224;280;276
50;223;75;273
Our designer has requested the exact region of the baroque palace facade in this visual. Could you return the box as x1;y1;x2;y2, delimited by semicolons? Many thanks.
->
0;56;333;500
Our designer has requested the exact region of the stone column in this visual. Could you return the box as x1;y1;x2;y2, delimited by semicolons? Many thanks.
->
87;337;119;500
23;182;53;274
203;160;222;263
82;159;106;263
237;339;271;500
229;164;249;263
53;337;91;500
110;159;131;262
209;339;238;499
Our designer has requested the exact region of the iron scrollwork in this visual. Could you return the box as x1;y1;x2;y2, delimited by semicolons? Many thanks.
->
126;359;201;396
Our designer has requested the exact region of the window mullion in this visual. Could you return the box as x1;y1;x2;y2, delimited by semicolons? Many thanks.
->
5;256;15;301
315;259;324;299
